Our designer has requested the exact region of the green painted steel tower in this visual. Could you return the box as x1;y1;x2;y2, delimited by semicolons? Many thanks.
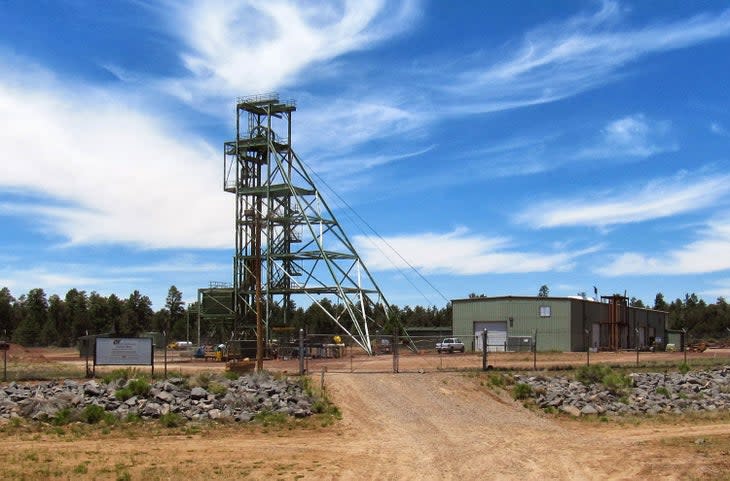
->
223;94;393;359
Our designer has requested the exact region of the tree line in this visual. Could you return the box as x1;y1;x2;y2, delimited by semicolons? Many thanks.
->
4;284;725;347
0;286;186;347
653;292;730;340
0;286;453;347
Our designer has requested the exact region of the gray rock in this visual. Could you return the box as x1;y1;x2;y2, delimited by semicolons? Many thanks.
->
190;387;208;399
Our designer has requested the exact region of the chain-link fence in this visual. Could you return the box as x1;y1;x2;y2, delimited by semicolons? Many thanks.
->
283;330;730;374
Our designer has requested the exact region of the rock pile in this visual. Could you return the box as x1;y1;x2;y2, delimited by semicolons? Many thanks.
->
0;373;315;422
514;366;730;416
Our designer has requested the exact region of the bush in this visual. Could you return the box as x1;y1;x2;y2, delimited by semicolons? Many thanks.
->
102;368;146;384
678;362;690;374
513;383;533;400
81;404;112;424
656;386;670;398
575;364;613;385
488;373;506;388
159;412;185;428
207;382;228;396
127;378;150;397
114;388;133;401
51;407;75;426
602;372;631;393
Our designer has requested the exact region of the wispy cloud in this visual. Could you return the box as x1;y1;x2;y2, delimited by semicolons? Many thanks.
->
517;171;730;229
354;227;599;275
703;278;730;300
575;114;676;159
294;97;426;156
0;56;230;249
440;1;730;114
163;0;420;106
598;218;730;276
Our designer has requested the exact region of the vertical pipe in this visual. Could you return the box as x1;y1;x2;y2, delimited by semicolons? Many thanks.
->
197;290;201;347
532;329;537;370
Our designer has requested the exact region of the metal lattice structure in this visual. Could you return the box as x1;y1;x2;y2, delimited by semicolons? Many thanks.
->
223;94;394;356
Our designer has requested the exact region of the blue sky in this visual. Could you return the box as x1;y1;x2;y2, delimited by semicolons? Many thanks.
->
1;0;730;310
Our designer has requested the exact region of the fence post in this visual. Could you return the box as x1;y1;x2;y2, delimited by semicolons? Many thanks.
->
163;331;167;379
482;329;488;371
681;328;687;366
532;329;537;370
635;328;640;367
584;329;590;366
298;328;305;376
393;331;399;373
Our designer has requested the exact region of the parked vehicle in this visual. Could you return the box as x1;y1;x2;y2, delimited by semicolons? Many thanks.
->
436;337;465;353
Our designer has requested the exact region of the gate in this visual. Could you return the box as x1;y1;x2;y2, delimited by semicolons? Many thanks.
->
294;333;491;373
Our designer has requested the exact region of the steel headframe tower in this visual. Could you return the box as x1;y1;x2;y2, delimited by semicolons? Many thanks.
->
223;93;393;361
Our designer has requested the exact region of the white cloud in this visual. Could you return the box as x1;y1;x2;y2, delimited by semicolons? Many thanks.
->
0;57;231;249
710;122;729;136
517;171;730;229
703;279;730;300
441;2;730;114
598;218;730;276
294;97;425;156
354;227;598;275
0;266;121;292
576;114;676;159
164;0;420;105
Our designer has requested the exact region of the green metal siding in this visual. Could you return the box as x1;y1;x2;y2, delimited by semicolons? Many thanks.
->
453;297;668;352
452;298;572;351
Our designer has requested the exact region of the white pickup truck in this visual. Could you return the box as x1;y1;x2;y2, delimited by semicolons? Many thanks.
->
435;337;465;353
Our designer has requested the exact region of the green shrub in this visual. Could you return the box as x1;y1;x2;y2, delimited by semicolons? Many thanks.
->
159;412;184;428
195;372;212;389
127;378;150;397
513;383;533;400
602;372;631;393
51;407;75;426
488;373;506;388
678;362;690;374
81;404;108;424
102;368;146;384
114;388;133;401
656;386;670;398
253;410;289;427
223;371;239;381
576;364;613;385
207;382;228;396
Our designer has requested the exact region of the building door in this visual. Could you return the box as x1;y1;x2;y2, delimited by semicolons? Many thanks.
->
474;321;507;352
592;323;600;350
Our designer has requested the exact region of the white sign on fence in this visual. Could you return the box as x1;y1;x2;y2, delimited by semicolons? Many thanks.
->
95;337;153;366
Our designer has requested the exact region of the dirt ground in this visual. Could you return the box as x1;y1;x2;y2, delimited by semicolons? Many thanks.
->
1;347;730;480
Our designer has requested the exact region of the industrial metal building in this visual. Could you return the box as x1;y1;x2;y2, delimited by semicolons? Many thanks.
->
452;295;668;352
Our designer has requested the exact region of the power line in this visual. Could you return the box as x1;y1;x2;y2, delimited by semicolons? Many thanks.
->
303;160;451;306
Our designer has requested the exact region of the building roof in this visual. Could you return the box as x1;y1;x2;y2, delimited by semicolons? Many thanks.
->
451;295;668;313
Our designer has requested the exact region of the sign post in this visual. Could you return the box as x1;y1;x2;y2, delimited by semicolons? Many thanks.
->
0;341;9;381
94;337;154;377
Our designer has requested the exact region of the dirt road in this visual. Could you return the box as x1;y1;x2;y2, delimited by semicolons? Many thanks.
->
1;371;729;480
323;372;697;480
